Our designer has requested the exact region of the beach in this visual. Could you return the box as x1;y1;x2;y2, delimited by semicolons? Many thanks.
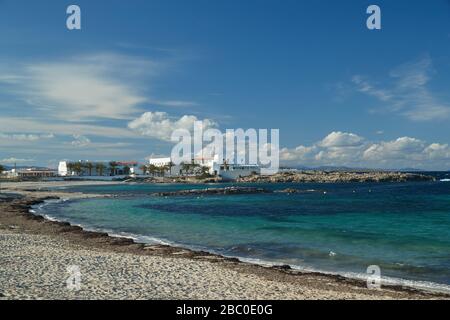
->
0;180;448;300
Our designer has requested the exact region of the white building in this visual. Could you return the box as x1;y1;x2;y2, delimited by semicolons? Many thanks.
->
216;164;260;181
148;157;181;176
58;161;68;177
195;154;260;180
149;157;172;167
149;155;260;180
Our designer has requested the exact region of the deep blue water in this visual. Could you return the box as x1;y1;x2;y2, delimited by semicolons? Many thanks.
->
37;180;450;292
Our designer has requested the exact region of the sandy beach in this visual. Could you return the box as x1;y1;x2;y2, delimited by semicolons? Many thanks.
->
0;181;448;300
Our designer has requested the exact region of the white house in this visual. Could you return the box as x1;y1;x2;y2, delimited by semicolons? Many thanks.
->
148;157;181;176
58;161;68;176
149;157;172;167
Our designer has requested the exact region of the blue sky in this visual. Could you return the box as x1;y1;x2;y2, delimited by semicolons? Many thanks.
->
0;0;449;169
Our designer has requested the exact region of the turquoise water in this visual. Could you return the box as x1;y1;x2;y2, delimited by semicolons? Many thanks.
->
38;181;450;291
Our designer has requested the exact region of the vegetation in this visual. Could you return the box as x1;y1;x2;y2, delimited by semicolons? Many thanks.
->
95;163;106;176
85;162;94;176
0;164;5;174
73;162;84;176
109;161;118;176
180;160;201;176
139;165;148;175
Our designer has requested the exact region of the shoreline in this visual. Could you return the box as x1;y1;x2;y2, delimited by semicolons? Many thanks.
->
31;196;450;295
1;182;449;299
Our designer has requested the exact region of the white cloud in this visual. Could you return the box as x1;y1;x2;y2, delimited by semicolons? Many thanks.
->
0;52;217;164
318;131;364;148
0;157;34;164
353;56;450;121
0;53;203;122
70;134;91;147
424;143;450;160
281;132;450;170
0;133;54;141
18;54;150;120
128;111;217;142
152;100;199;107
352;75;392;102
362;137;426;161
0;117;139;139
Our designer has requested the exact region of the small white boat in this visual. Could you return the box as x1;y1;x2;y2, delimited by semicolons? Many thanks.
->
440;179;450;182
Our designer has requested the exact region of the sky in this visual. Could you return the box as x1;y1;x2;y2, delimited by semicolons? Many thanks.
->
0;0;449;170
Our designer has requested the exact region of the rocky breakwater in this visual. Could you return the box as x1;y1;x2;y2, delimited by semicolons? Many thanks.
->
151;186;271;197
237;171;436;183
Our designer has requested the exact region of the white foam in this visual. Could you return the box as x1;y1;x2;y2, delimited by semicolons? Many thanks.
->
30;196;450;295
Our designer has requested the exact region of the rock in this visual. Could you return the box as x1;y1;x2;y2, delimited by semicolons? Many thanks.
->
151;187;271;197
275;188;301;194
273;265;292;271
237;171;435;184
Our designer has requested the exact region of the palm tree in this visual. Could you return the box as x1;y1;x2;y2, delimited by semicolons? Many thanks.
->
123;166;131;175
73;162;83;176
160;165;171;177
167;161;175;176
96;163;106;176
66;162;75;176
147;164;158;177
200;166;211;177
181;162;190;176
86;162;94;176
139;165;148;175
109;161;118;176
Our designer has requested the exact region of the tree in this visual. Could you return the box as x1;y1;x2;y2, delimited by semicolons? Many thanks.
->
72;162;83;176
86;162;94;176
96;163;106;176
139;165;148;175
200;166;211;178
147;164;158;177
66;162;75;176
159;165;171;177
181;162;190;176
167;161;175;176
0;164;5;174
109;161;118;176
123;166;131;175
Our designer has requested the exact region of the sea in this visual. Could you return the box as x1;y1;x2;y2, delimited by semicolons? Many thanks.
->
34;172;450;293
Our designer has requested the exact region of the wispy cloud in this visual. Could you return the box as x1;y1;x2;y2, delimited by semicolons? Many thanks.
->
0;117;139;139
352;56;450;121
0;50;222;165
1;53;154;121
70;134;91;147
0;157;35;164
152;100;199;107
0;133;54;141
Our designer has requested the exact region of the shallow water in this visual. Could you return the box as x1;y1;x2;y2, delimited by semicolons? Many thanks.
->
37;180;450;292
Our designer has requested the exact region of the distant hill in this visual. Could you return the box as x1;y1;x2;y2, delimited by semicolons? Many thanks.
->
2;165;51;171
285;165;433;172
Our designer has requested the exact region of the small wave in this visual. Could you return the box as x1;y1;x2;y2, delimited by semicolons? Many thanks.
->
29;195;450;295
43;215;59;222
440;179;450;182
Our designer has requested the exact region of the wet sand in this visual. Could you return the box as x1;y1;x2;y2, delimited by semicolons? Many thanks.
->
0;181;448;300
